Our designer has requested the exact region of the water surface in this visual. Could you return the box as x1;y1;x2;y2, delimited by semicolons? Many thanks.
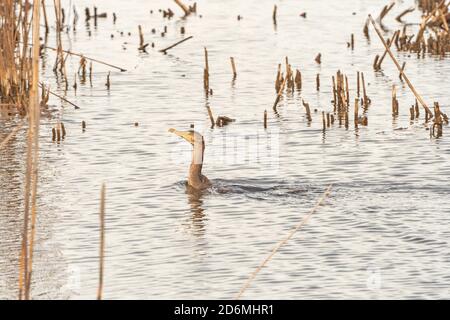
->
1;0;450;299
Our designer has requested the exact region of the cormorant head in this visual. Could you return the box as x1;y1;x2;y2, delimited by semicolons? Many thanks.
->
169;128;203;146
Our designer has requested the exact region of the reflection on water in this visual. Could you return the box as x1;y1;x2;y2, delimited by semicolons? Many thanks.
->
186;185;206;237
1;0;450;299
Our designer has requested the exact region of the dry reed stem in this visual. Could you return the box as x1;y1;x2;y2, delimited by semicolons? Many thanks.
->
235;185;333;299
206;105;215;128
44;46;127;72
273;77;287;110
174;0;191;16
369;15;432;116
38;83;80;109
376;31;399;70
24;0;41;299
396;7;415;22
230;57;237;77
159;36;193;53
97;183;106;300
264;110;267;128
273;5;277;25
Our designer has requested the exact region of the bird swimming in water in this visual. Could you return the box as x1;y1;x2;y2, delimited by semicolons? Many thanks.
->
169;128;212;190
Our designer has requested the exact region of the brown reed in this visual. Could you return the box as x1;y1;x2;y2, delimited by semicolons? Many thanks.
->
230;57;237;78
235;185;332;299
159;36;193;54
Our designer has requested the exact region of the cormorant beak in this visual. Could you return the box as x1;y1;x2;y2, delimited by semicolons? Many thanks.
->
169;128;195;145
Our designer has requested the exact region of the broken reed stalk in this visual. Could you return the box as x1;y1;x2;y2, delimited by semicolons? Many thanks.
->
316;74;320;91
357;71;360;97
44;46;127;72
206;105;215;128
273;5;277;25
361;72;368;106
24;0;41;300
354;98;359;126
392;84;399;116
376;31;399;70
264;110;267;129
97;183;106;300
174;0;191;16
159;36;193;53
273;77;287;110
302;100;312;122
38;83;80;109
396;7;415;22
138;25;148;51
368;15;433;116
378;2;395;24
230;57;237;77
203;47;209;92
17;0;41;300
41;0;49;34
235;185;333;299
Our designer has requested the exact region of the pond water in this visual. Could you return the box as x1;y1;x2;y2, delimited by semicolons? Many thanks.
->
1;0;450;299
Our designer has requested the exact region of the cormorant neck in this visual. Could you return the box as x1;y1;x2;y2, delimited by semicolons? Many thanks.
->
189;139;205;183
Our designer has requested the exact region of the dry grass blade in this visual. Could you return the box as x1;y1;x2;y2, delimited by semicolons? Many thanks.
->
368;15;432;116
159;36;193;53
24;0;42;299
235;185;333;299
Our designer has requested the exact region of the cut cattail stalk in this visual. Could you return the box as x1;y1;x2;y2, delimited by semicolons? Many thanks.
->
174;0;191;16
82;121;86;131
368;15;432;117
61;122;66;138
97;183;106;300
392;85;399;116
378;2;395;24
105;72;111;89
204;48;210;92
415;100;420;118
230;57;237;78
322;111;326;131
159;36;193;54
264;110;267;128
354;98;359;126
373;55;380;70
273;77;287;110
44;46;127;71
395;7;414;22
38;83;81;109
302;100;312;122
316;74;320;91
138;25;149;51
410;106;415;120
295;69;302;90
273;5;277;25
376;31;399;70
399;62;406;81
361;72;368;107
326;113;331;127
42;0;49;34
56;124;61;142
206;105;215;128
363;17;370;38
351;33;355;49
